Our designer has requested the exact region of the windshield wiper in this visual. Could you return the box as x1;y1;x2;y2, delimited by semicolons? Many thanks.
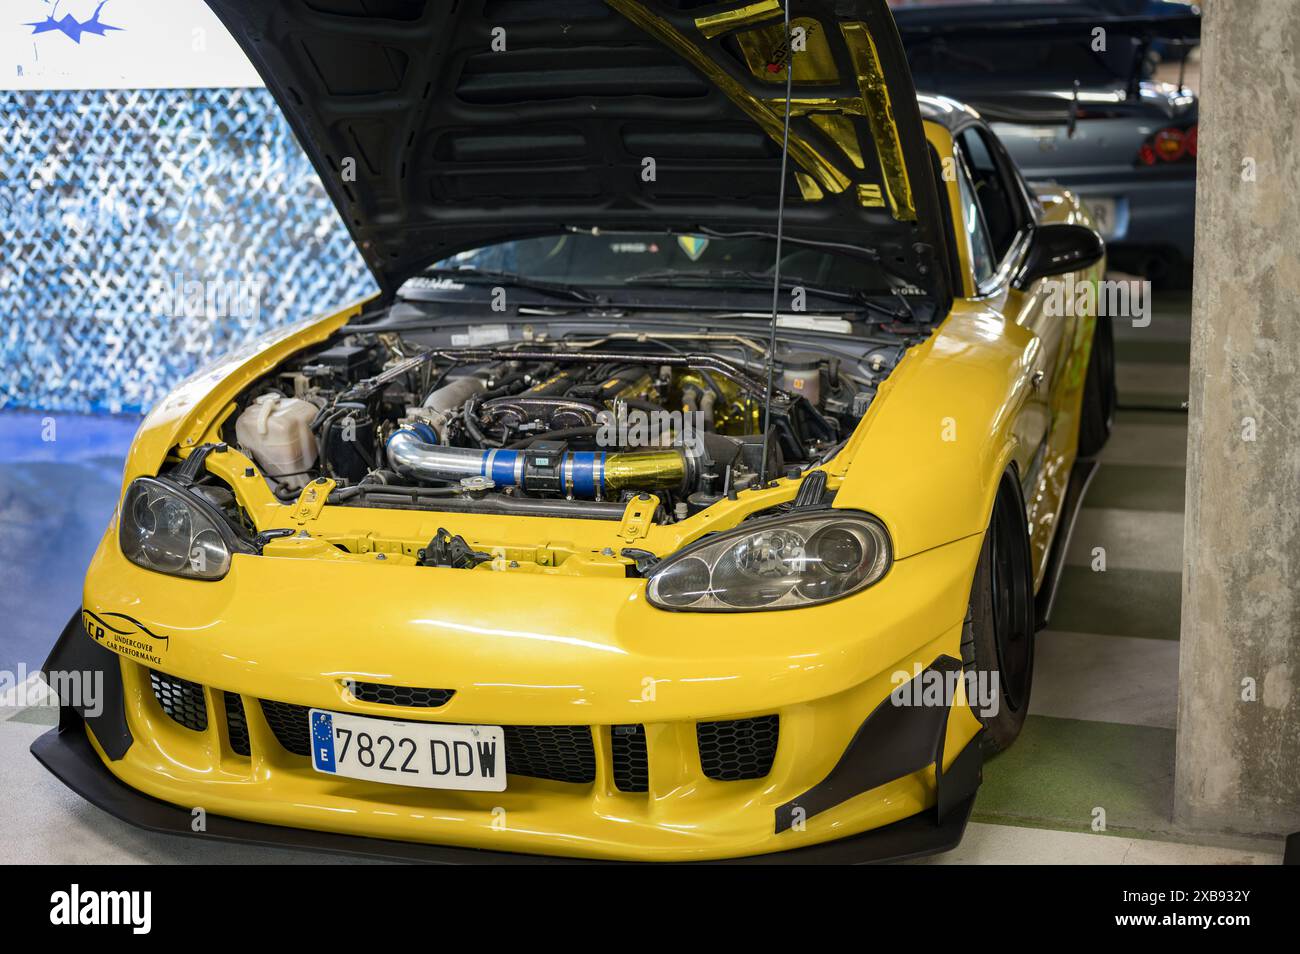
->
625;268;910;321
417;267;603;306
564;224;880;261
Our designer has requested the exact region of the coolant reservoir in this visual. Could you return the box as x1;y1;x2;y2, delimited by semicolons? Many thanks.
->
235;393;318;489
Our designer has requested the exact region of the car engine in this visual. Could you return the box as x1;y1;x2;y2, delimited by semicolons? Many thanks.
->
223;329;906;522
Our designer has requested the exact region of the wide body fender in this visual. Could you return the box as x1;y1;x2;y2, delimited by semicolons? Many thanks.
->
831;301;1039;561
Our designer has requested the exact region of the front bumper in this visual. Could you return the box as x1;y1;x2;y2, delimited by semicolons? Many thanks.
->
32;718;977;864
37;527;986;862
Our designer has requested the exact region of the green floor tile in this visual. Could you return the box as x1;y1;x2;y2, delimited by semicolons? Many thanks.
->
973;715;1176;837
1113;408;1189;429
1116;361;1190;411
1049;565;1182;640
1113;338;1192;365
1100;424;1189;469
1085;463;1187;512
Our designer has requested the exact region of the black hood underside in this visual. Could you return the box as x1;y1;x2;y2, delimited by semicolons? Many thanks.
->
206;0;951;309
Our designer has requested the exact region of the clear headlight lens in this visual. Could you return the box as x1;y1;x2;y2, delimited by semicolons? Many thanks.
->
119;478;235;581
647;511;891;611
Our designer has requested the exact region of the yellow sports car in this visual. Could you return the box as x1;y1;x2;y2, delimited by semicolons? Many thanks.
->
35;0;1112;862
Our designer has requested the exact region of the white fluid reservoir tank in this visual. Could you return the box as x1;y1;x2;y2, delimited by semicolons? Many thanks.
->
235;392;319;490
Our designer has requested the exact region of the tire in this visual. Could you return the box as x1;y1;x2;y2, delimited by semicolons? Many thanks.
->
966;474;1036;753
1077;313;1117;458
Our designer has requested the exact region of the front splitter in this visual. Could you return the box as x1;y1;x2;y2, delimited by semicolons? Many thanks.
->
31;722;974;865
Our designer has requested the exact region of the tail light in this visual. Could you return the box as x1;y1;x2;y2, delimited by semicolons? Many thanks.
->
1138;124;1197;166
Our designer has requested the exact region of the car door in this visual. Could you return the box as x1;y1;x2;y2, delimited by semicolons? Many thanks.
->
953;122;1073;571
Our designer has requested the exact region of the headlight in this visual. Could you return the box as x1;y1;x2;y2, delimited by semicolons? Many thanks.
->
119;478;243;581
646;511;891;611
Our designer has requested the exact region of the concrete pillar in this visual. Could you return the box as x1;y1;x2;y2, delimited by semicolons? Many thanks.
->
1176;0;1300;836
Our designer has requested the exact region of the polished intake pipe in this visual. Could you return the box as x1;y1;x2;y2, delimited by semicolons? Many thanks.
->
386;428;688;499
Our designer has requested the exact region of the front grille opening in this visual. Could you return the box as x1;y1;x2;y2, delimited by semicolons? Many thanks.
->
345;680;455;708
502;725;596;784
258;700;597;784
223;692;251;756
259;700;313;756
611;724;648;792
149;670;207;732
697;715;779;781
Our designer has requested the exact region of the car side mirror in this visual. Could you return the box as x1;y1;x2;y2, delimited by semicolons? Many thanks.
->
1014;224;1104;289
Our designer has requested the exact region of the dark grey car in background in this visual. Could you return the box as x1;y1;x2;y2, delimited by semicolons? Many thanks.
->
891;0;1200;286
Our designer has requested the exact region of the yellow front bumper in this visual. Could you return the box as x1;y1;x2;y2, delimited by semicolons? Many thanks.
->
62;526;985;862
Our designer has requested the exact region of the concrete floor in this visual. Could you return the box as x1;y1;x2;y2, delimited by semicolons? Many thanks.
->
0;291;1286;863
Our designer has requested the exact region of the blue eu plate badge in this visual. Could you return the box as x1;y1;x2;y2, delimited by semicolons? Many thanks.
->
312;710;336;772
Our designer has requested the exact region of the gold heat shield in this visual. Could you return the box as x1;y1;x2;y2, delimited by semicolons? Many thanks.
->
603;450;689;492
604;0;917;222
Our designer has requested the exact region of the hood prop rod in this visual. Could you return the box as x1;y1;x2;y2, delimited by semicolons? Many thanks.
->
758;0;794;487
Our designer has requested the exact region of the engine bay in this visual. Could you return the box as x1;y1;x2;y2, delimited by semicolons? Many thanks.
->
218;325;912;524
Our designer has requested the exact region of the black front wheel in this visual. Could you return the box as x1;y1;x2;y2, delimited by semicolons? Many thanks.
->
966;474;1037;753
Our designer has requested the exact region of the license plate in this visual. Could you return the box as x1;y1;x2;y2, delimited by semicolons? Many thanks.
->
310;709;506;792
1082;197;1118;238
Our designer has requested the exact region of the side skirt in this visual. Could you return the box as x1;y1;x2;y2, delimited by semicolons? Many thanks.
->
1034;458;1099;631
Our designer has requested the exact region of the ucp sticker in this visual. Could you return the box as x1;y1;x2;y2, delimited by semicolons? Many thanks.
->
82;610;169;665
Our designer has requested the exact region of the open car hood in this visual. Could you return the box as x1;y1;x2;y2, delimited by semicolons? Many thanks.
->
206;0;950;308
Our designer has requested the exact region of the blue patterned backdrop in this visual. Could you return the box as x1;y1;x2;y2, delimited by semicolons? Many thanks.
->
0;87;375;414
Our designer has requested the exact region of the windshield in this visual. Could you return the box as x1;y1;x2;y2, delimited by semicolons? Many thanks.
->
427;232;898;298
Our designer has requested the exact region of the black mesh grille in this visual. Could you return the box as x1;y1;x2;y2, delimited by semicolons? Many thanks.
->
149;670;207;732
346;680;454;708
611;724;648;792
259;700;312;756
501;725;596;784
224;692;251;756
257;700;597;784
697;715;779;781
